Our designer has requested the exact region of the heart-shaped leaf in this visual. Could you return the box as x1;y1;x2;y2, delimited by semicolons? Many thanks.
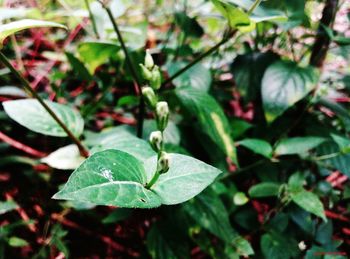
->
42;145;85;170
0;19;66;46
262;60;319;122
3;99;84;137
144;154;222;205
53;150;162;209
53;150;222;208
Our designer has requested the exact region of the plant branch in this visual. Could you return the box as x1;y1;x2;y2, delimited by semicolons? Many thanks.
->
0;51;89;158
161;29;237;87
84;0;100;39
309;0;339;68
248;0;262;15
98;1;145;138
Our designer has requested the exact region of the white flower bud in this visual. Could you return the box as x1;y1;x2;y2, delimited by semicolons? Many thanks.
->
149;131;163;152
142;86;157;108
139;64;153;81
298;241;306;251
145;49;154;70
156;101;169;131
157;151;170;174
150;66;161;90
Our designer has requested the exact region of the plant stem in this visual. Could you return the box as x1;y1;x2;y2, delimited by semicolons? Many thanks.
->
161;30;237;87
84;0;100;39
0;51;89;158
248;0;262;15
98;1;145;138
309;0;339;68
146;171;160;189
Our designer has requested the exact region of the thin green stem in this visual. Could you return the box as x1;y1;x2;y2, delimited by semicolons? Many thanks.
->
0;51;89;158
98;1;145;138
161;29;237;87
248;0;262;15
146;171;160;189
314;152;342;161
84;0;100;39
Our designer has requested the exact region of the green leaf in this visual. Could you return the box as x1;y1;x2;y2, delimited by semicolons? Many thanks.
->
261;232;299;259
144;154;222;205
231;51;279;102
239;138;273;158
8;237;29;247
87;127;156;161
183;188;254;256
167;61;212;92
174;12;204;38
290;189;327;222
42;145;85;170
0;200;18;215
176;88;237;164
53;150;162;209
211;0;254;32
248;182;281;198
102;209;132;224
330;134;350;153
0;19;66;46
78;41;120;74
274;137;326;156
65;52;93;81
262;60;319;122
3;99;84;137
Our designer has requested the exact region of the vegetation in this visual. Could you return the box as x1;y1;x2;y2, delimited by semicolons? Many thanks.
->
0;0;349;258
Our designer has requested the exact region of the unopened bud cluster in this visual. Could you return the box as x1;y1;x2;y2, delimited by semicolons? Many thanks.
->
140;50;170;177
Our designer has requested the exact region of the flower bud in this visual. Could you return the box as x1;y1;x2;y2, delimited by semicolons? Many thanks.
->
150;66;161;90
139;64;153;81
157;151;170;174
144;49;154;70
156;101;169;131
149;131;163;152
142;86;157;108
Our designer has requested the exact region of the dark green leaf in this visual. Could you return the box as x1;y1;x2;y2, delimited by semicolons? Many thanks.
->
0;201;18;215
248;182;280;198
239;138;273;158
274;137;326;156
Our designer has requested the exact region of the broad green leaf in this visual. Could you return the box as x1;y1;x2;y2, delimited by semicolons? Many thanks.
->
248;182;280;198
261;232;299;259
144;154;222;205
174;12;204;38
53;150;161;208
147;220;190;259
65;52;92;81
231;51;279;102
211;0;254;32
274;137;326;156
78;41;120;74
0;19;66;46
0;86;27;97
42;145;85;170
176;88;237;164
239;138;273;158
330;134;350;153
230;119;252;139
0;200;18;215
8;237;28;247
3;99;84;137
87;127;156;161
184;188;253;256
317;141;350;177
262;60;319;122
290;189;327;222
167;61;212;92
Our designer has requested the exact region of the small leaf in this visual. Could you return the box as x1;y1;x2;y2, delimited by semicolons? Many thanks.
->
0;200;18;215
174;12;204;38
290;189;327;222
8;237;29;247
145;154;222;205
53;150;161;208
262;60;319;122
274;137;326;156
211;0;254;32
248;182;281;198
233;192;249;206
0;19;66;46
3;99;84;137
42;145;85;170
239;139;273;158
